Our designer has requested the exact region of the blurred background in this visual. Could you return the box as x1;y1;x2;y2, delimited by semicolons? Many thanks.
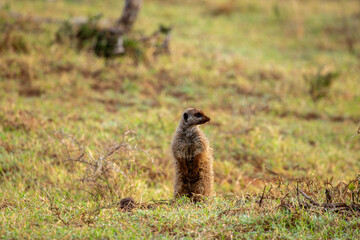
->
0;0;360;200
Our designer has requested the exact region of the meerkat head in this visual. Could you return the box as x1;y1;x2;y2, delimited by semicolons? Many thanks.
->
181;108;210;127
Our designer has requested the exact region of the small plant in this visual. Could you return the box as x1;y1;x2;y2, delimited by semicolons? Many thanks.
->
0;29;29;54
349;174;360;203
304;67;340;101
55;21;75;44
55;130;152;199
55;15;102;50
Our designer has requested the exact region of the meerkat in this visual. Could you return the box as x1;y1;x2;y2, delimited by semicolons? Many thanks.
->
171;108;214;200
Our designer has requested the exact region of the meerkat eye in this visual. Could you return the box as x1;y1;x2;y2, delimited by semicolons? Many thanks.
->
194;113;203;118
183;113;188;122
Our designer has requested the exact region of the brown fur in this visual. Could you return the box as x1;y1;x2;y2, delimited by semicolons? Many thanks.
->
171;108;214;200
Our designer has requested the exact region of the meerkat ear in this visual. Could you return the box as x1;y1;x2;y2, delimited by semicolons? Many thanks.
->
183;113;188;122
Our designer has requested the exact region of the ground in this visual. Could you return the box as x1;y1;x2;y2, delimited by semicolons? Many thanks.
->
0;0;360;238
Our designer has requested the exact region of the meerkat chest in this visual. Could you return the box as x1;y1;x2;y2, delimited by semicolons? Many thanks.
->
174;134;206;159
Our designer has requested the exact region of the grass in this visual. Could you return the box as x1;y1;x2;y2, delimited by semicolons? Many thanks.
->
0;0;360;238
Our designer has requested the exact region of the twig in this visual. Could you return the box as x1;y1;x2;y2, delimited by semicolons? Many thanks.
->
296;180;301;207
325;188;332;203
40;187;70;226
298;188;320;207
104;144;127;158
258;186;266;207
265;166;279;176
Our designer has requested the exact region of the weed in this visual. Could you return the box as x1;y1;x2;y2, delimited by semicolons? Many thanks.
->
0;29;29;54
55;130;151;199
304;67;340;101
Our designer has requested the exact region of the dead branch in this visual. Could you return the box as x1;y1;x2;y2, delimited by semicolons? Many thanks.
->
258;186;266;207
265;168;360;215
297;184;359;214
298;188;320;206
325;188;332;203
115;0;143;33
296;180;301;207
54;129;152;199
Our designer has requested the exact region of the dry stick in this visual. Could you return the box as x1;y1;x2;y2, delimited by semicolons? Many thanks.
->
268;168;360;213
296;180;301;207
325;188;332;203
50;205;70;226
266;186;273;199
267;167;319;207
103;144;127;159
115;0;143;33
258;185;266;207
298;188;320;207
40;187;70;226
56;131;95;167
280;193;289;205
265;166;279;176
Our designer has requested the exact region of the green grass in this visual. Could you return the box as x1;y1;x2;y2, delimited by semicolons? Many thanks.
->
0;0;360;238
2;195;360;239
